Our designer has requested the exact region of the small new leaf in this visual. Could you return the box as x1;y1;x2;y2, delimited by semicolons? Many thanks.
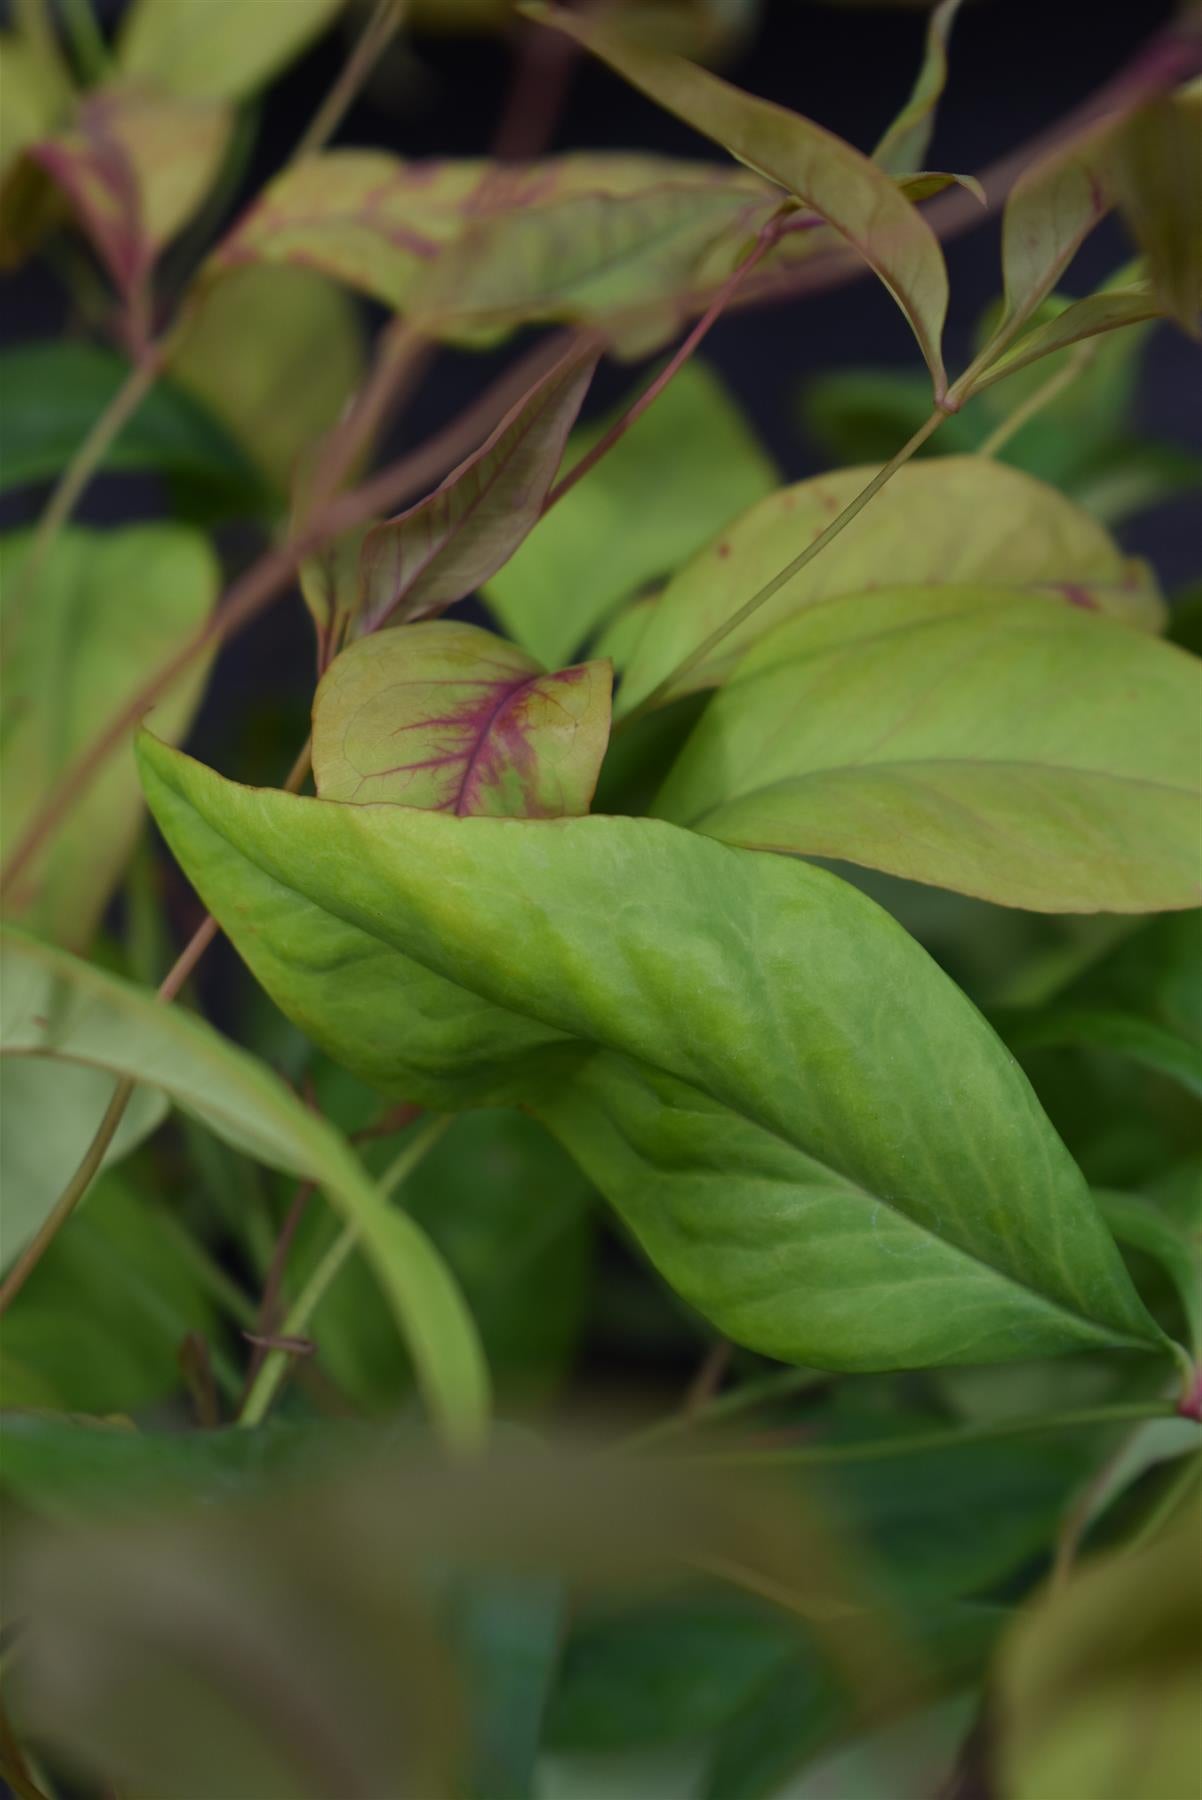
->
311;622;612;818
872;0;966;177
358;341;601;631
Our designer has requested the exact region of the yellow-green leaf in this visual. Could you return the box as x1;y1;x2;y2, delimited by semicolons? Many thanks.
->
1110;91;1202;337
617;456;1165;713
872;0;965;177
531;5;950;394
118;0;347;101
653;587;1202;913
0;524;217;949
311;622;612;817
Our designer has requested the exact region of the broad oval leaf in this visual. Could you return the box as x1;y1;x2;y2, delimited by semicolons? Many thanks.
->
653;588;1202;913
359;340;600;631
139;733;1166;1373
118;0;347;102
616;456;1166;713
168;265;365;495
311;622;612;817
532;5;950;394
484;359;777;669
0;929;489;1449
0;523;218;948
28;84;231;295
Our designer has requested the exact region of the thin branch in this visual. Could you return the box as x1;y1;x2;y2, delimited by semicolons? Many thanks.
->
491;9;581;162
976;341;1096;457
290;0;405;166
630;406;947;715
237;1115;453;1427
622;1364;828;1450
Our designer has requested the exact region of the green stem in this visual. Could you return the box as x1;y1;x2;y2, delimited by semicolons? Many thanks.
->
672;1401;1191;1470
631;406;947;714
151;1209;259;1329
623;1364;829;1450
1124;1449;1202;1554
976;342;1096;458
290;0;403;164
237;1116;452;1428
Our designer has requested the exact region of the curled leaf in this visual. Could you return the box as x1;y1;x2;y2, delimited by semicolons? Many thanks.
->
312;622;612;818
872;0;966;177
529;5;950;394
358;339;601;630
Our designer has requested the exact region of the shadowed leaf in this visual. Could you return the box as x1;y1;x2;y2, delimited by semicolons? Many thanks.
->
616;456;1165;712
0;930;489;1450
653;588;1202;913
359;340;600;630
530;5;950;393
1110;91;1202;337
139;733;1165;1373
311;622;612;817
0;524;217;948
118;0;348;101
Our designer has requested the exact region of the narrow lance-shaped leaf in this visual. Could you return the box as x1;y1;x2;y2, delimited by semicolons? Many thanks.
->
359;340;601;631
971;283;1168;391
1110;90;1202;337
652;588;1202;914
28;85;231;296
0;929;489;1450
872;0;966;176
616;456;1166;714
528;4;950;396
311;622;613;818
139;733;1169;1374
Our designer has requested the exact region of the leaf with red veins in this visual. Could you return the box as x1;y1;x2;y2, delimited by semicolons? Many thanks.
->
27;85;230;295
311;621;613;820
358;338;601;632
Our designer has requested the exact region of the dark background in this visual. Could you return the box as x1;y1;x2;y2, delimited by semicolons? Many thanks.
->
3;0;1199;786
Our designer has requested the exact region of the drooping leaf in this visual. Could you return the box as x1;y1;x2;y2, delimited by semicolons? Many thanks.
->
653;588;1202;913
872;0;965;176
303;1109;594;1413
484;360;777;668
118;0;348;102
358;341;601;630
0;930;489;1449
0;1062;166;1275
312;622;612;817
27;84;231;295
0;1170;224;1411
995;1507;1202;1800
530;5;951;394
616;456;1166;713
0;523;218;948
168;265;365;495
139;733;1167;1373
1000;912;1202;1091
0;341;260;505
1110;90;1202;337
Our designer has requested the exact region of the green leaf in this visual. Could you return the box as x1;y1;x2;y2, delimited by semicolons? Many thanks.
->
484;360;777;669
0;930;489;1449
359;341;601;630
0;341;259;503
996;1506;1202;1800
0;1171;222;1411
530;5;951;395
1000;913;1202;1092
312;622;612;818
653;588;1202;913
971;286;1168;392
616;456;1166;714
0;523;218;948
304;1110;594;1412
118;0;347;101
1097;1190;1202;1357
168;265;365;496
871;0;965;177
27;84;231;294
0;1062;166;1275
1110;91;1202;337
138;733;1166;1373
